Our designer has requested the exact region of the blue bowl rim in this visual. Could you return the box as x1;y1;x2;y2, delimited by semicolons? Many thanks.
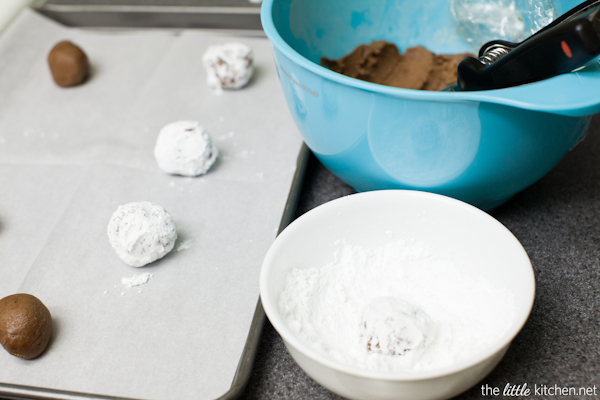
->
261;0;600;117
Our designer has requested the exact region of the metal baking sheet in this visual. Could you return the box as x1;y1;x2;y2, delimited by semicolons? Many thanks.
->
36;0;263;30
0;8;305;400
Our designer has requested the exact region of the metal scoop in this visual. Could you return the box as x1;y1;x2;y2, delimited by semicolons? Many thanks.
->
446;0;600;91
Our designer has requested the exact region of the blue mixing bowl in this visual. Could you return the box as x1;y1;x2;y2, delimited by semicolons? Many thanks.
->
261;0;600;210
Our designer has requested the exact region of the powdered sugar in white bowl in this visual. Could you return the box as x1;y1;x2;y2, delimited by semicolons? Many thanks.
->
260;190;535;400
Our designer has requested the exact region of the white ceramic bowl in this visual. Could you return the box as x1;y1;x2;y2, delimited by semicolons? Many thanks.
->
260;190;535;400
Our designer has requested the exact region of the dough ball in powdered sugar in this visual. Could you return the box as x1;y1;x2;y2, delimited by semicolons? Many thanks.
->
360;296;434;367
202;42;254;91
107;201;177;267
154;121;218;177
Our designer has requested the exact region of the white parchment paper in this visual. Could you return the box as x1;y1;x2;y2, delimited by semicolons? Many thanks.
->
0;9;302;400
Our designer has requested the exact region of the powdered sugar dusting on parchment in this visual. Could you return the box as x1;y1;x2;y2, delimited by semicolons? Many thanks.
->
122;273;153;288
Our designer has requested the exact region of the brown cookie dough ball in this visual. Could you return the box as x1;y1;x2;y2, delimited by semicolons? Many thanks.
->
47;41;89;87
0;294;52;359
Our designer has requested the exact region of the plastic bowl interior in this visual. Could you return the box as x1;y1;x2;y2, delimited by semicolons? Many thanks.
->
260;190;535;400
261;0;600;210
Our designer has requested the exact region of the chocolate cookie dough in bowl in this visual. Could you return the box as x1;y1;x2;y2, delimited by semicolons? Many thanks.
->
261;0;600;210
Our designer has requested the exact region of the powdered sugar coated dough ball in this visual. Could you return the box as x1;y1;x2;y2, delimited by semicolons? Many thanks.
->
107;201;177;267
202;42;254;91
154;121;218;177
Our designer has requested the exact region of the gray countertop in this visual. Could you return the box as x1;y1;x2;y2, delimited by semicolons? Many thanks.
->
242;117;600;399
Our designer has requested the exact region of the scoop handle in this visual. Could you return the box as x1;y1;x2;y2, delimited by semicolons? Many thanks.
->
457;17;600;91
